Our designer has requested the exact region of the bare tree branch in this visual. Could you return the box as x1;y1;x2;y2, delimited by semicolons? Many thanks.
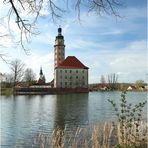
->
9;59;25;89
108;73;118;90
1;0;124;55
0;53;9;63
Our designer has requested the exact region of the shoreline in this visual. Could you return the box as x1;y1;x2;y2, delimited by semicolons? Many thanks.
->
1;88;147;96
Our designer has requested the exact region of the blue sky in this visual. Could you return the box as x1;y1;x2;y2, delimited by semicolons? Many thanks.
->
0;0;147;83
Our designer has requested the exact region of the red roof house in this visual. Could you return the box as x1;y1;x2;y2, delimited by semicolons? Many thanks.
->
57;56;88;69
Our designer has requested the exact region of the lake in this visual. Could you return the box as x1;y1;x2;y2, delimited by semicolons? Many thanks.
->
1;91;147;147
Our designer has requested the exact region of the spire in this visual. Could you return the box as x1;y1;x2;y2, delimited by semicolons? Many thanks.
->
56;27;64;39
40;67;43;75
58;27;62;36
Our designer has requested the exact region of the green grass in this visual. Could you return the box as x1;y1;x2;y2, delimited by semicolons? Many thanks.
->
1;88;13;96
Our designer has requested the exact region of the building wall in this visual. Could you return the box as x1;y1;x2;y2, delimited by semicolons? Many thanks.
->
54;39;65;68
54;68;88;88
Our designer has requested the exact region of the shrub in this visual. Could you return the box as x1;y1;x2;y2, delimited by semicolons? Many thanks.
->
108;91;147;147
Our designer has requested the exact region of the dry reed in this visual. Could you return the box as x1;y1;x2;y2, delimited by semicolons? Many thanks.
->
32;121;147;148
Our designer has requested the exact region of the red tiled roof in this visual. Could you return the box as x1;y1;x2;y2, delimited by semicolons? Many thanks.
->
57;56;88;69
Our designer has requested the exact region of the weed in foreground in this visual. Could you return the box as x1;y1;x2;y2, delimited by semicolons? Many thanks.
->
108;91;147;147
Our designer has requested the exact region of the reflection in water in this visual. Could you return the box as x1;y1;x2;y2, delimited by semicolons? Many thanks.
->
53;93;89;147
54;93;89;130
1;95;56;147
1;92;147;147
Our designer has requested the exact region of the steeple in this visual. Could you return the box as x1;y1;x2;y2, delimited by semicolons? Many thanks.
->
37;66;45;84
54;27;65;69
40;67;43;75
56;27;64;39
58;27;62;35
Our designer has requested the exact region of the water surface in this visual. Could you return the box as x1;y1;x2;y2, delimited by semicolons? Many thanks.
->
1;91;147;147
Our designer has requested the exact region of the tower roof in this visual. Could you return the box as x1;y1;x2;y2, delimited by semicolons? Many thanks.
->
57;56;88;69
40;67;43;75
58;27;62;35
56;27;64;39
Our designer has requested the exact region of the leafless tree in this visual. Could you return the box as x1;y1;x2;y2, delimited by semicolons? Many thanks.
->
10;59;25;88
108;73;118;90
23;68;36;86
100;75;106;84
4;73;13;84
1;0;124;54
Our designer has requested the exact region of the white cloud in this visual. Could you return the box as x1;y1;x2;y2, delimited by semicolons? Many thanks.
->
67;39;100;50
0;1;147;84
86;39;147;83
100;30;124;35
24;52;54;81
34;32;55;45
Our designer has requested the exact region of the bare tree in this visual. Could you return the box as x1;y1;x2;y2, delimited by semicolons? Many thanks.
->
10;59;25;88
1;0;124;53
100;75;106;84
0;53;9;63
4;73;13;83
23;68;36;86
108;73;118;90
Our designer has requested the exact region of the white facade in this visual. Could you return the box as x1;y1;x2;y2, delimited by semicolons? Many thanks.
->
54;68;88;88
53;28;89;88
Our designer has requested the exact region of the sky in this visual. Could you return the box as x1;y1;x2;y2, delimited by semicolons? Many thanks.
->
0;0;147;84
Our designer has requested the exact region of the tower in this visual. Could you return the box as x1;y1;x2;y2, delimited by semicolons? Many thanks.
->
39;67;43;76
37;67;45;84
53;27;89;88
54;27;65;69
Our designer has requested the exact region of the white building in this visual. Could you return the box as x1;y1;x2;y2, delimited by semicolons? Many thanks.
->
54;28;89;88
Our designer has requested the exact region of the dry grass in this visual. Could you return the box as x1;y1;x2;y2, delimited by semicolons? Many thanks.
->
117;121;148;147
32;121;147;148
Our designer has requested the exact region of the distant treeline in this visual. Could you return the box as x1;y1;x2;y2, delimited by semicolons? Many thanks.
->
89;83;147;91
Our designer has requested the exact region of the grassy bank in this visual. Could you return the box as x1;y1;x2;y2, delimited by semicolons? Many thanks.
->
32;121;147;148
1;88;13;96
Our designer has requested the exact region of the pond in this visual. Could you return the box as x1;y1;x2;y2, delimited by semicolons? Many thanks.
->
1;91;147;147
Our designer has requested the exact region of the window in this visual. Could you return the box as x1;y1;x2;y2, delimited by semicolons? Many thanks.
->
70;70;72;73
82;70;84;73
82;76;85;79
76;76;78;79
65;70;67;73
76;70;78;73
65;82;67;85
70;76;72;79
65;76;67;79
60;82;62;85
60;70;62;73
